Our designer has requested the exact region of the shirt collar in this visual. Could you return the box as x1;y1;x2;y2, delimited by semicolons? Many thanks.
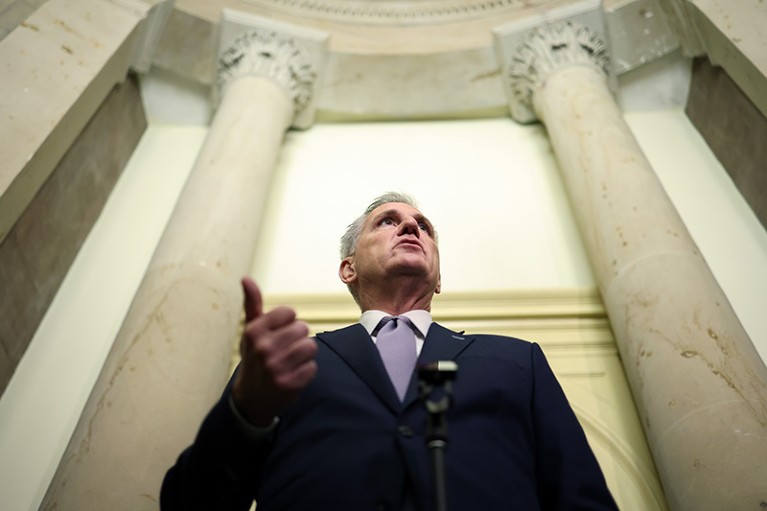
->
360;310;433;338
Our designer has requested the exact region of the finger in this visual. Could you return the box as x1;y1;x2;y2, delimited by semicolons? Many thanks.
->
241;313;305;355
274;359;318;392
241;307;299;345
255;306;301;333
268;335;317;370
241;276;263;322
244;320;310;364
262;319;309;349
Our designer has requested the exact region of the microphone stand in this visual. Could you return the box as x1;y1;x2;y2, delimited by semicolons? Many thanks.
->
418;361;458;511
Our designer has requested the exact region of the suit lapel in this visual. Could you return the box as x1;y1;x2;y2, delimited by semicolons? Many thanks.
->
316;324;401;413
402;322;474;408
317;323;474;413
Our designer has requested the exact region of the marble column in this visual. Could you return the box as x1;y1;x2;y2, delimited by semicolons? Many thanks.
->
505;21;767;511
41;30;318;510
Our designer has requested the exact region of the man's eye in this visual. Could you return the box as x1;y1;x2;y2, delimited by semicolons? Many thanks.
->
380;218;395;226
418;222;430;232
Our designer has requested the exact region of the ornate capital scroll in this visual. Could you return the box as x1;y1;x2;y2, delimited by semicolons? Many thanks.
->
508;21;609;111
216;29;316;115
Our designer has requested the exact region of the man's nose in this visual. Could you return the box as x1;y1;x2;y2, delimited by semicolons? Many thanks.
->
398;216;420;237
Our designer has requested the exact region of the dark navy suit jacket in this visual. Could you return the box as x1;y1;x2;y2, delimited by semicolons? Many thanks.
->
161;322;618;510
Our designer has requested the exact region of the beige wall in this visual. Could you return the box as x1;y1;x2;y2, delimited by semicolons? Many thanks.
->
1;113;766;509
252;119;595;294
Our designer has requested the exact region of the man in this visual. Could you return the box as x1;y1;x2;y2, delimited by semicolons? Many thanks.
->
162;192;618;510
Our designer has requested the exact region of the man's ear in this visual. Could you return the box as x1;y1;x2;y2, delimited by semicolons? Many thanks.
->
339;257;357;284
435;274;441;295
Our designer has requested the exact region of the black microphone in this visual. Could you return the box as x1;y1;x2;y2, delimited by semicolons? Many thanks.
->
417;360;458;385
418;360;458;511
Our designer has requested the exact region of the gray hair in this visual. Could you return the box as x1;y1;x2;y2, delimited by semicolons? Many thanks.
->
340;191;434;258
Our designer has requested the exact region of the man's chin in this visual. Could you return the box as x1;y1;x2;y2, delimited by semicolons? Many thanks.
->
389;254;428;269
388;260;438;280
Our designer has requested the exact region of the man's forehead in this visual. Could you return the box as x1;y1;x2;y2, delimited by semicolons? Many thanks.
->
367;202;425;220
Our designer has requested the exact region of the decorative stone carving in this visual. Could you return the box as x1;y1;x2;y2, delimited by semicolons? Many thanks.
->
508;21;609;111
216;29;316;115
240;0;535;24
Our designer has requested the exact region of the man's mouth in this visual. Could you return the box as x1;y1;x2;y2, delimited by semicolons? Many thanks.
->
396;239;423;251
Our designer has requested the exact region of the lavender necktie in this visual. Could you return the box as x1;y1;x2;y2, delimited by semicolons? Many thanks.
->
375;316;417;401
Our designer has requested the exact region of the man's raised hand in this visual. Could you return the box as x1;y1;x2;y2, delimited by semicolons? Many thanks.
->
231;277;318;427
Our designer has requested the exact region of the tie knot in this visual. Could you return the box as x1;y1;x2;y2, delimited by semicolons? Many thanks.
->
376;316;413;335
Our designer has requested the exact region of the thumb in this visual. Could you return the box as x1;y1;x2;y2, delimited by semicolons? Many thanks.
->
241;276;263;322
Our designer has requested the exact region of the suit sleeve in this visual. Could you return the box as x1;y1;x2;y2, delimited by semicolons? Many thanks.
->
160;377;273;510
529;343;619;510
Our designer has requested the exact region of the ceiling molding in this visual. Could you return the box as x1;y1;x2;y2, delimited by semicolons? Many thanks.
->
238;0;540;25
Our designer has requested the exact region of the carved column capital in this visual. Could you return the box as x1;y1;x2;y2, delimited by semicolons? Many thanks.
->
216;29;317;118
508;21;609;114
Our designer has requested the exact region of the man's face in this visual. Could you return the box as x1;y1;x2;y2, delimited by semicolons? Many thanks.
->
340;202;441;294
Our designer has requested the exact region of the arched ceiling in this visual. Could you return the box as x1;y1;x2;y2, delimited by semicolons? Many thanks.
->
174;0;572;53
155;0;639;120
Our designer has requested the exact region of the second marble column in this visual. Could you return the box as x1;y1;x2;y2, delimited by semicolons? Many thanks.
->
506;21;767;510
